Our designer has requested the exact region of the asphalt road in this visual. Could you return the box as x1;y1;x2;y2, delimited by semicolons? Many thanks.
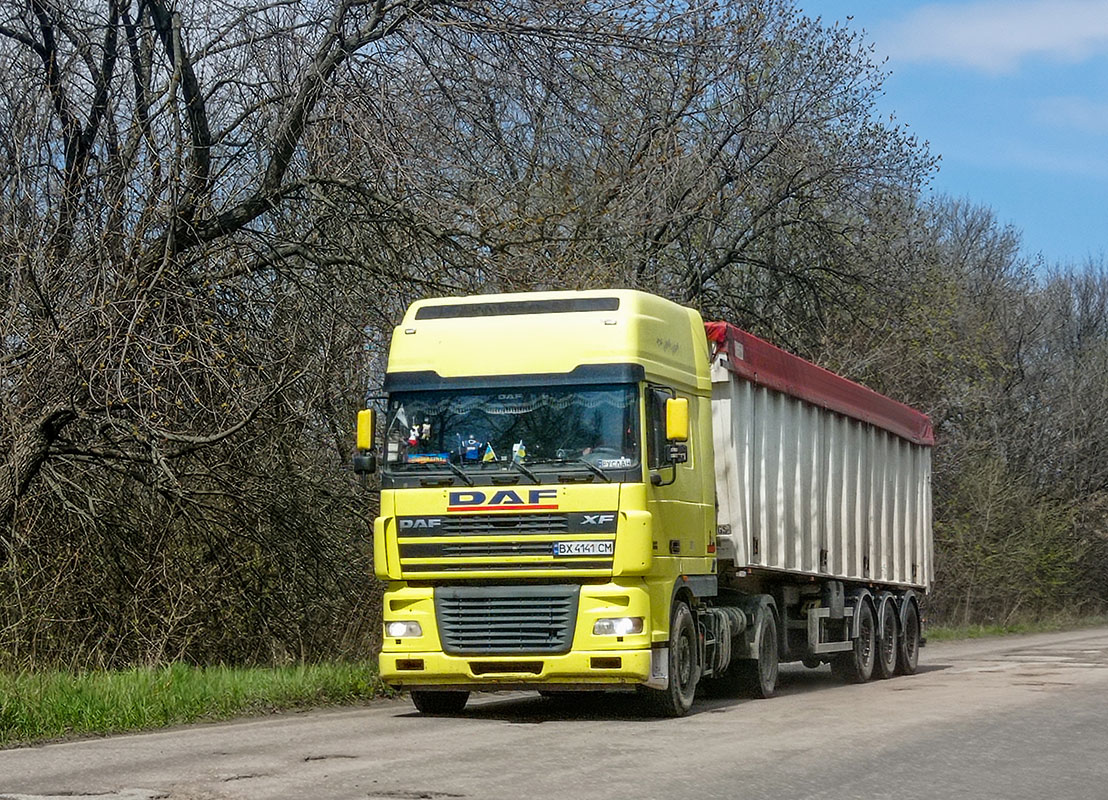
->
3;627;1108;800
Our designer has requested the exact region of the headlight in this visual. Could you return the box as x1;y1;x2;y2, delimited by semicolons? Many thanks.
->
593;617;644;636
385;620;423;638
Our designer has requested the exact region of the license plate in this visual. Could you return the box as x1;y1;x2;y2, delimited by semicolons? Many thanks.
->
553;540;614;556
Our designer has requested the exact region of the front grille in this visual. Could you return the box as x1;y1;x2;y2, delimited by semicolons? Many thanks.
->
401;541;558;558
398;512;617;576
440;514;569;535
396;512;617;537
435;585;580;655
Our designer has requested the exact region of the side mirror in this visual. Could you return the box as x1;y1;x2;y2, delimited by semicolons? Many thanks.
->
354;409;377;475
665;397;689;442
357;408;376;450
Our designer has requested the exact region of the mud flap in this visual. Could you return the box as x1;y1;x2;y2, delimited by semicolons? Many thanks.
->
645;646;669;689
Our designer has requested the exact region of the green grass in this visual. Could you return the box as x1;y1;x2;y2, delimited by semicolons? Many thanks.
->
0;661;387;747
926;614;1108;642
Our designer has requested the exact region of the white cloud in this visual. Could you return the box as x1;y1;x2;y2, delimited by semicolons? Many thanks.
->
876;0;1108;74
1035;96;1108;134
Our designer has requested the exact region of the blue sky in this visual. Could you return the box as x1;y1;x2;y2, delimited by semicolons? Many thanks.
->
803;0;1108;268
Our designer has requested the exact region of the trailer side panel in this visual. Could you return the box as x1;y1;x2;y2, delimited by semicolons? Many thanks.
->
710;333;932;591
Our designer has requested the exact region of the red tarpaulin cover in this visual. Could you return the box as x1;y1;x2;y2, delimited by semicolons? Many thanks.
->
705;321;934;447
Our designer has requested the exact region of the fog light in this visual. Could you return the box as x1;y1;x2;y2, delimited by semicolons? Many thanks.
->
593;617;644;636
386;620;423;638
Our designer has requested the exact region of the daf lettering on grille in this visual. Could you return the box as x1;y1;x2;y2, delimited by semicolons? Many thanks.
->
399;517;442;530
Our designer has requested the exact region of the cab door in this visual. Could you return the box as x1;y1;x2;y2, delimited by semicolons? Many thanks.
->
645;384;710;575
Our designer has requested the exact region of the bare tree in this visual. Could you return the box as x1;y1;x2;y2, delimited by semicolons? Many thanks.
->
0;0;960;665
362;1;936;342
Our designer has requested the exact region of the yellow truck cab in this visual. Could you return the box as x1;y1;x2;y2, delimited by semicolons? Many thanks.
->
357;289;932;716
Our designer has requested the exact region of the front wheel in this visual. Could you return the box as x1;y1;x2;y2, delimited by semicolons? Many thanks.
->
410;690;469;715
641;601;700;717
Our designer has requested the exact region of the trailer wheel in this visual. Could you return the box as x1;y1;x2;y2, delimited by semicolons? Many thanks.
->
642;601;700;717
737;610;779;699
410;690;469;715
874;599;899;679
832;601;875;683
896;601;921;675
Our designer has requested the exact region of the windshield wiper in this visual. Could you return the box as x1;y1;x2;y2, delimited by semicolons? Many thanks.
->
398;459;473;486
570;459;612;483
533;457;612;483
447;460;475;486
506;459;540;484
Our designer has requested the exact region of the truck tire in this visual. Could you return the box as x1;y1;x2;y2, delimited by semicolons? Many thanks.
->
641;601;700;717
410;690;469;715
874;599;899;680
896;601;921;675
832;601;875;683
736;610;778;699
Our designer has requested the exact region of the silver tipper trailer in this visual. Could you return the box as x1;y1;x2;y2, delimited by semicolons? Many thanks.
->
704;321;933;687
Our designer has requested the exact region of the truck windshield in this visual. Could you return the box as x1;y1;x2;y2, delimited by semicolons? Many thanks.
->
383;384;640;475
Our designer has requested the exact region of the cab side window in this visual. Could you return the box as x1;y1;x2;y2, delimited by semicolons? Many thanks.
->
646;386;673;470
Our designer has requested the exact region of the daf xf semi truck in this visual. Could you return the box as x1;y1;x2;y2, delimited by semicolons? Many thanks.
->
354;290;932;716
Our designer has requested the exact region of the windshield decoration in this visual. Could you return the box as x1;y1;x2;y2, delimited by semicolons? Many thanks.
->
408;453;450;465
461;435;482;461
384;384;639;480
593;455;634;469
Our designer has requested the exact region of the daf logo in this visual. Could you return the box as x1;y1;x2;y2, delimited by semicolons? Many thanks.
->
448;489;559;511
583;514;616;526
399;518;442;530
